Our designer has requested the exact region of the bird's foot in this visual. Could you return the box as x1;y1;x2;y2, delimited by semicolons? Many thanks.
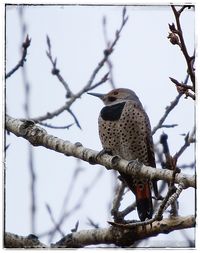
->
88;148;112;165
88;148;113;165
156;194;164;201
127;159;143;170
152;194;164;201
97;148;113;157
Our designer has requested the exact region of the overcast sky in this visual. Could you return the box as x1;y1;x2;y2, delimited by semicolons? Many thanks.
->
5;3;195;247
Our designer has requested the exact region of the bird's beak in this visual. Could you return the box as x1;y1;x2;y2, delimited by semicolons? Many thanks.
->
87;92;105;100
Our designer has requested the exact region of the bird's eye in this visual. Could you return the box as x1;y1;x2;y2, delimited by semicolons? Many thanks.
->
108;96;117;102
113;91;118;95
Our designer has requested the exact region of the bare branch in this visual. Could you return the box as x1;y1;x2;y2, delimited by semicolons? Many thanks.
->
178;162;195;170
45;204;65;237
160;132;180;216
87;218;99;229
164;183;184;210
38;121;74;129
109;182;180;229
67;108;82;129
173;129;195;163
6;115;195;189
5;214;195;248
170;5;195;88
160;124;178;129
71;221;79;232
116;202;137;220
87;72;109;91
6;35;31;79
4;232;47;248
46;35;73;98
39;168;103;240
102;16;115;88
82;6;128;92
28;8;128;123
61;163;82;212
152;93;183;135
52;215;195;247
169;77;194;91
169;77;195;100
111;182;126;221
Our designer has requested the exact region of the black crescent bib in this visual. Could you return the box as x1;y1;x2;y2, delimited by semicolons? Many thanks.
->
100;102;126;121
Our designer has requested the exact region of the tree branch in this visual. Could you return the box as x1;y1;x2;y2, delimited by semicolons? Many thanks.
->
46;35;74;98
28;7;128;123
152;93;183;135
170;5;195;87
4;215;195;248
5;115;195;189
4;233;47;248
6;35;31;79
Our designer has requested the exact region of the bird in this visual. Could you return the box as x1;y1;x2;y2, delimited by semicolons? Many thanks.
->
88;88;158;221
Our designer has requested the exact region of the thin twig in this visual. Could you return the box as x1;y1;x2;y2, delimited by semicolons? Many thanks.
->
178;5;189;15
102;16;115;88
173;129;195;163
109;183;179;229
47;162;82;242
82;6;128;92
111;182;126;221
71;221;79;232
153;73;190;135
178;162;195;170
18;8;37;234
152;71;192;135
6;35;31;79
87;72;109;91
29;8;128;123
160;133;179;216
152;93;183;135
38;121;74;129
38;169;104;239
67;108;82;130
170;5;195;88
117;202;137;219
87;218;99;229
60;162;82;212
46;35;73;98
160;124;178;129
169;77;194;91
45;203;65;237
169;77;195;100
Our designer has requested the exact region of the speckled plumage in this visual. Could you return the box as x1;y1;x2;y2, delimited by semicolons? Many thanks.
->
89;88;156;221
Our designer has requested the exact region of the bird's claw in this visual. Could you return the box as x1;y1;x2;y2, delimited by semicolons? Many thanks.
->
97;148;113;158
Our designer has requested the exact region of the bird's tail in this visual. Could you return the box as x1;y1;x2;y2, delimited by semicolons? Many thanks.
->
134;181;153;221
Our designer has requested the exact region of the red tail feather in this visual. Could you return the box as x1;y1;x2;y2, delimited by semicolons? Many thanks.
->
135;182;153;221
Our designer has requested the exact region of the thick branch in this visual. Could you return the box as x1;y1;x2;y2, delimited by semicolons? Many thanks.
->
4;233;47;248
6;115;195;189
4;215;195;248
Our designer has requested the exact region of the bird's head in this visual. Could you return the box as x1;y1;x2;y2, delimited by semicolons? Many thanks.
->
88;88;141;106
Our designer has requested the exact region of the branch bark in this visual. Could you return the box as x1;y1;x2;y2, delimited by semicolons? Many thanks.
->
5;215;195;248
4;233;47;248
5;115;195;189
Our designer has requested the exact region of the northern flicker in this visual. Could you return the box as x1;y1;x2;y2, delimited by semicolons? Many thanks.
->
88;88;158;221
